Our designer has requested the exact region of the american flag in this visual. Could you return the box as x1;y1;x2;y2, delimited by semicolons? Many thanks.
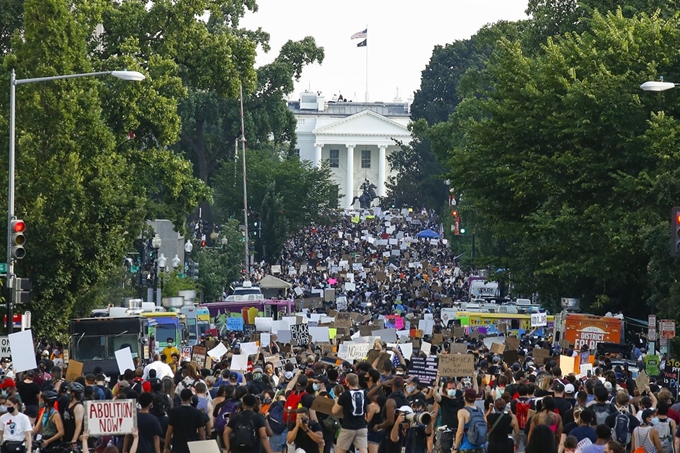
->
351;29;367;39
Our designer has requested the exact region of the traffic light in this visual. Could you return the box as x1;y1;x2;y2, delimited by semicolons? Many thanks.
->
672;207;680;256
10;219;26;260
252;221;259;237
14;278;31;304
187;260;199;280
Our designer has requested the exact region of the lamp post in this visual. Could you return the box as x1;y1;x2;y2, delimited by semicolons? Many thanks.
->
6;69;145;333
171;254;181;270
640;80;679;92
184;239;193;275
151;234;161;306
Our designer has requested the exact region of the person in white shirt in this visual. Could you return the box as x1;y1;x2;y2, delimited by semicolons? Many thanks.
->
143;354;174;380
0;396;32;452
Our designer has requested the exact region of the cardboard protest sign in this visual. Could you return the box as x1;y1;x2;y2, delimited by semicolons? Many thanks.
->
450;343;468;354
66;360;84;383
532;348;550;364
503;350;519;366
84;399;136;435
636;370;649;391
438;354;475;377
452;327;465;338
505;337;520;350
311;396;342;418
490;342;505;354
560;355;575;376
191;346;207;369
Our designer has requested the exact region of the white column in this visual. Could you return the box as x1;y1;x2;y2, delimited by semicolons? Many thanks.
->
345;144;355;209
378;144;387;197
313;143;322;168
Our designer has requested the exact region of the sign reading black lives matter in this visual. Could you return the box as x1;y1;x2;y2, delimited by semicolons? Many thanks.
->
291;324;310;345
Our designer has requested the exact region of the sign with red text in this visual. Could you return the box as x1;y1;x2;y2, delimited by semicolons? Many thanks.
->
660;320;676;339
84;399;136;435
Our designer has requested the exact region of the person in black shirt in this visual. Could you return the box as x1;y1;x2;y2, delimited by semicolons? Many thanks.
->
286;407;324;453
333;373;369;453
129;392;162;453
434;376;464;453
224;393;271;453
164;389;205;453
16;371;40;421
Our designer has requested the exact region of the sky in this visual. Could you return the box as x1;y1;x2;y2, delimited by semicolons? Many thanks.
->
240;0;530;103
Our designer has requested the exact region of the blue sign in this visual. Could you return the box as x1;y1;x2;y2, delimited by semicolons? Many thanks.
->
227;317;244;331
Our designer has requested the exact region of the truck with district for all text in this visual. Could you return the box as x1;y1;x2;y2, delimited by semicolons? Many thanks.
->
554;312;624;350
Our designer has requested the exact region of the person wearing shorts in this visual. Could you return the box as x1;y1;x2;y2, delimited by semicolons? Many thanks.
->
333;373;369;453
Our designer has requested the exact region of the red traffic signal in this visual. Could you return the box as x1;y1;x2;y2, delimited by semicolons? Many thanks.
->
672;207;680;256
10;219;26;259
12;220;25;233
200;240;207;247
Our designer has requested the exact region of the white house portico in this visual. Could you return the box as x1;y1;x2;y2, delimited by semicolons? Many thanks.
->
290;93;412;209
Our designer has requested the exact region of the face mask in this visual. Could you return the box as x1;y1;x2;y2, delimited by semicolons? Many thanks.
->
253;373;262;381
406;385;415;393
396;371;404;376
167;342;173;346
6;406;14;414
313;383;320;392
448;389;457;397
264;398;272;404
0;405;6;413
1;391;7;398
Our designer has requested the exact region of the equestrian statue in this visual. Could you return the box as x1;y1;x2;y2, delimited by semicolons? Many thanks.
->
352;179;379;209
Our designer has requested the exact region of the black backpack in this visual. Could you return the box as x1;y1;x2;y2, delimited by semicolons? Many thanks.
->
231;412;257;449
150;392;170;418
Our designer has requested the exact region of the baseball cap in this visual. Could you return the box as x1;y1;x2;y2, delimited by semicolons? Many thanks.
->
398;405;414;414
492;356;500;364
411;398;426;407
228;372;239;381
409;377;420;385
564;384;575;394
253;367;263;374
604;381;613;390
297;375;308;387
0;378;15;389
554;381;565;393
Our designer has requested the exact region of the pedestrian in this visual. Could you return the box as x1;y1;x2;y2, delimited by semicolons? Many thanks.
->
163;389;206;453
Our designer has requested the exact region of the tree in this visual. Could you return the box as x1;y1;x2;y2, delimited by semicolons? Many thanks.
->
429;9;680;315
259;182;289;263
212;147;338;262
0;0;209;336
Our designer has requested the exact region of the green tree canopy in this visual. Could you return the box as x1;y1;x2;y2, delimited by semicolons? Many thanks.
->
429;9;680;316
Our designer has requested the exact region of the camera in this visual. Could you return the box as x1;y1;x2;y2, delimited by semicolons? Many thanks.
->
302;417;309;424
404;412;431;425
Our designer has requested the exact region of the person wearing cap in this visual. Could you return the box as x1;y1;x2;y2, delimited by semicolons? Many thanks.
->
552;382;574;417
406;377;426;405
333;373;369;453
631;409;663;453
164;389;206;453
453;389;486;453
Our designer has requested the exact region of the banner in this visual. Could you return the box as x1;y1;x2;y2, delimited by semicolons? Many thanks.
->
85;400;136;435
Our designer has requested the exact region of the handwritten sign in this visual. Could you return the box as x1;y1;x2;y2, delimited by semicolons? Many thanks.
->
531;313;547;327
85;400;136;435
227;317;244;331
490;342;505;354
191;346;207;369
438;354;475;377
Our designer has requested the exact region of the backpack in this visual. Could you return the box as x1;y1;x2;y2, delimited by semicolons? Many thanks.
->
150;392;170;418
515;400;531;430
465;406;487;446
214;398;239;433
613;412;631;445
655;419;674;453
593;404;612;426
283;391;306;424
322;415;341;435
231;412;257;449
350;389;366;417
131;379;145;395
267;401;286;435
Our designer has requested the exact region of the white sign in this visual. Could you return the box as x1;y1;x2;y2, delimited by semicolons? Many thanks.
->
208;342;228;361
114;347;135;375
0;337;11;359
85;399;136;435
531;313;547;327
8;330;36;373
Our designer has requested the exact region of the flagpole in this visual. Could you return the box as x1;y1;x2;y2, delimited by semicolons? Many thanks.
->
365;24;369;102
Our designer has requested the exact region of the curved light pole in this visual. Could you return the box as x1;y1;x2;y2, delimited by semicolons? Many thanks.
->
641;80;679;92
6;69;145;332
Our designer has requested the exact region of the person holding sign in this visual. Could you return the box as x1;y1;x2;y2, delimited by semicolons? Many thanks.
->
0;396;32;453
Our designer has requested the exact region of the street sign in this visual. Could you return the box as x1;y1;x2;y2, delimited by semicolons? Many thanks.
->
660;319;676;339
0;263;6;274
0;337;11;359
129;265;139;273
648;315;657;341
648;328;657;341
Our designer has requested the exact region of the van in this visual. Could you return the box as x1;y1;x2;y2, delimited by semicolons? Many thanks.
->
498;305;519;314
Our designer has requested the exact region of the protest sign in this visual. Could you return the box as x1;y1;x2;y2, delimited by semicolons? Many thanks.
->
505;337;520;350
490;342;505;354
532;348;550;364
409;356;439;385
188;441;221;453
503;350;519;366
227;317;244;331
291;324;310;345
114;347;135;375
452;327;465;338
311;396;342;418
560;355;575;376
531;313;547;327
450;343;468;354
191;346;207;369
438;354;475;377
66;360;83;383
309;327;330;343
636;370;649;391
231;353;249;372
181;346;192;362
240;342;259;356
84;399;136;435
8;330;36;373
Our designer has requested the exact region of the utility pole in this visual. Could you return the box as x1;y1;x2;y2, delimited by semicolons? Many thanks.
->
240;83;250;278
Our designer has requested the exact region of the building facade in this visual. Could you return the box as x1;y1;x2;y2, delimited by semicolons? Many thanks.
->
289;92;412;209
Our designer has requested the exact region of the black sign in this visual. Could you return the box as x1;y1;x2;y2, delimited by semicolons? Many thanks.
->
291;323;310;345
244;324;256;336
658;369;678;399
409;356;439;385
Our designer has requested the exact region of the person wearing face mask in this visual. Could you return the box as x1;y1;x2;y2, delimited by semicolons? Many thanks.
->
31;390;64;452
62;383;85;447
249;367;270;394
406;378;426;404
161;338;178;365
433;375;464;453
0;396;32;453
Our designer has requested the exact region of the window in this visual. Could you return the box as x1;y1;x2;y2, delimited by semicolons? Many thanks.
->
361;150;371;168
329;149;339;168
293;148;300;158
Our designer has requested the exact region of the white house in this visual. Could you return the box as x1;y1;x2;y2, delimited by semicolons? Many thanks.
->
289;92;412;209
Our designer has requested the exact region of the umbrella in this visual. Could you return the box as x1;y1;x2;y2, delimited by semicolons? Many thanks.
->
415;229;440;239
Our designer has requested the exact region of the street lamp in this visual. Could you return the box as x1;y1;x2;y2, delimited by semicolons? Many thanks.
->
172;254;181;269
641;80;679;92
6;68;145;334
